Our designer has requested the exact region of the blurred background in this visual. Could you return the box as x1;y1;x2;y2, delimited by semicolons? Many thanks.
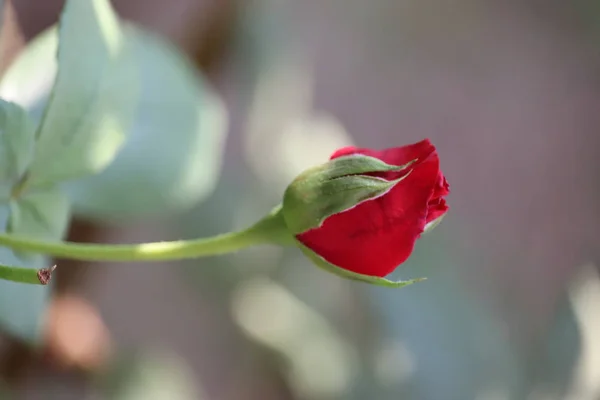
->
0;0;599;399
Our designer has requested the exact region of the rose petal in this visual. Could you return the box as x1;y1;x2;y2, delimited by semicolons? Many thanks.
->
426;197;448;224
426;173;449;223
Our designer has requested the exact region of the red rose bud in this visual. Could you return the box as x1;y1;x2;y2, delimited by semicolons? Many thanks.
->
281;139;449;287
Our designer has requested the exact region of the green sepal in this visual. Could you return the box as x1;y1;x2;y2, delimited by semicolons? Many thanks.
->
423;214;446;234
296;241;425;288
301;154;414;182
282;155;414;234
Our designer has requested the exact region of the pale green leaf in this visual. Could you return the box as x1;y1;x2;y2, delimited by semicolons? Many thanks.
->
0;28;57;122
66;24;227;220
0;187;69;341
24;0;139;187
0;21;227;220
0;100;36;182
7;187;70;240
0;249;49;342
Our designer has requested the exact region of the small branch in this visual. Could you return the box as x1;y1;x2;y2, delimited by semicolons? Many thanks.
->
0;264;56;285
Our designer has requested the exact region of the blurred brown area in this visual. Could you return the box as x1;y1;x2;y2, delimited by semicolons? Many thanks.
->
1;0;600;399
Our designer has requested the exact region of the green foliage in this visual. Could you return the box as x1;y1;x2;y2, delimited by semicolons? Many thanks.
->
0;0;134;341
67;24;227;220
1;24;227;221
26;0;139;187
0;0;226;340
0;252;48;341
0;100;35;182
0;29;57;122
7;188;70;257
0;99;54;341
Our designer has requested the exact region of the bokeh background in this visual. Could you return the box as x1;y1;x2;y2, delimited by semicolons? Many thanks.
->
0;0;599;399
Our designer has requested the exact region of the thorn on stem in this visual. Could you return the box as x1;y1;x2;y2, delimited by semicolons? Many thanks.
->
37;265;57;285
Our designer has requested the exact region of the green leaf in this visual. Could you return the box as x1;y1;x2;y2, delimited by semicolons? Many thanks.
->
0;28;57;122
0;249;49;342
0;100;36;183
296;241;425;288
0;21;227;220
23;0;139;187
66;24;227;220
8;188;70;240
0;187;69;341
